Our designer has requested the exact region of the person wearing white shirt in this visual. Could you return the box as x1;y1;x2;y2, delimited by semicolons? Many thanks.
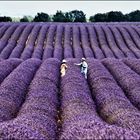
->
75;58;88;79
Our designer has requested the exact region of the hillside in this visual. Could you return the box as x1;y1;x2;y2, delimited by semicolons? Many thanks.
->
0;22;140;139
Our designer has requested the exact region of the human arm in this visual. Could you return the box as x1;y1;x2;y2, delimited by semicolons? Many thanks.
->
74;62;82;66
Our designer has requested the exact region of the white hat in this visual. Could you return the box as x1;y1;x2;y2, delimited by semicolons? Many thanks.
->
81;58;86;61
62;59;67;63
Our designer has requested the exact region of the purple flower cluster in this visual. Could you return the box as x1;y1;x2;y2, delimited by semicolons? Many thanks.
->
88;58;140;133
72;26;84;58
132;26;140;40
0;25;26;59
117;26;140;58
0;24;18;53
0;23;139;60
0;24;11;39
53;25;63;60
94;25;115;58
109;26;136;58
0;58;41;122
86;26;105;59
20;25;41;60
124;26;140;50
0;22;140;139
102;26;125;59
32;25;49;59
9;24;34;58
102;58;140;110
0;58;22;84
0;58;60;139
123;58;140;75
79;25;93;58
43;25;56;60
60;58;139;139
63;25;73;58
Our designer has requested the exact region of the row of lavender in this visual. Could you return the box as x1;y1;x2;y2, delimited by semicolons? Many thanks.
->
0;23;140;60
0;58;59;139
0;58;140;138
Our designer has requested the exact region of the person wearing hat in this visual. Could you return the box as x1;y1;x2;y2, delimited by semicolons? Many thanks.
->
60;59;68;77
74;58;88;79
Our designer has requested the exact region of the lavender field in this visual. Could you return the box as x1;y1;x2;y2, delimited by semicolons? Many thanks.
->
0;22;140;139
0;22;140;60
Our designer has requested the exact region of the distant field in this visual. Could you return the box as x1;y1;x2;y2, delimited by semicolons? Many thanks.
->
0;22;140;60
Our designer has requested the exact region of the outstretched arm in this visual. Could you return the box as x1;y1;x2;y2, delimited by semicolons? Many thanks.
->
74;62;82;66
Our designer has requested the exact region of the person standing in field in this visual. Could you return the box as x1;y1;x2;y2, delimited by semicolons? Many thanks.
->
74;58;88;79
60;59;68;77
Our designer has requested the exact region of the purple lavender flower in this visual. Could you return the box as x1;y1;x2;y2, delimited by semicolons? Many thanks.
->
60;58;140;139
0;58;41;122
102;58;140;110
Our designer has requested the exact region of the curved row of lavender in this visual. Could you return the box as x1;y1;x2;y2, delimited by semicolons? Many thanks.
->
0;59;41;122
0;58;140;138
88;59;140;133
0;58;60;139
59;58;139;139
0;23;140;60
102;58;140;110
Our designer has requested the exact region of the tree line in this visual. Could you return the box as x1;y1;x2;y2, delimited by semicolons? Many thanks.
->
0;10;140;22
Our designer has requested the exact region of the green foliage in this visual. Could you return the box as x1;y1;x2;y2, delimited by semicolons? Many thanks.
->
106;11;126;22
89;13;107;22
65;12;73;22
0;16;12;22
1;9;140;23
20;16;29;22
20;16;33;22
126;10;140;21
52;11;67;22
33;12;51;22
52;10;86;22
69;10;86;22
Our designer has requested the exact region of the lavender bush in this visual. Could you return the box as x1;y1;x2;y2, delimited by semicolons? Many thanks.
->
32;25;49;59
109;26;136;58
88;58;140;133
102;26;125;59
117;26;140;58
59;58;139;139
102;58;140;110
86;26;105;59
63;25;73;58
43;25;56;60
0;58;60;139
0;58;41;122
79;25;93;58
0;58;22;84
0;25;26;59
20;25;41;60
94;25;115;58
9;24;34;58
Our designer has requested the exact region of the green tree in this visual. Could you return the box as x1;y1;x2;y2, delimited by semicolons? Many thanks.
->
89;16;95;22
106;11;125;22
89;13;107;22
0;16;12;22
127;10;140;21
65;12;73;22
69;10;86;22
33;12;50;22
52;11;67;22
20;16;33;22
20;16;29;22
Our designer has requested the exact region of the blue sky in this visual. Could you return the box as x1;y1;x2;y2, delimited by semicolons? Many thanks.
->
0;1;140;18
